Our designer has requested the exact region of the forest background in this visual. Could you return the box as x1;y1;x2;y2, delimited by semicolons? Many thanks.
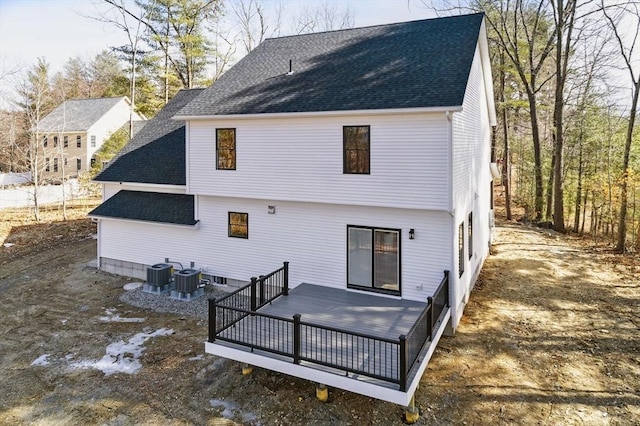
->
0;0;638;253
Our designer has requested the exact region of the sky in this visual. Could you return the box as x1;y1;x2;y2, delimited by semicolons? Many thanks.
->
0;0;435;81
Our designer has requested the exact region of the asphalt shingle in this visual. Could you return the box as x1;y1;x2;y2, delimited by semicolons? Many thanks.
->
89;190;197;225
176;13;484;117
95;89;203;185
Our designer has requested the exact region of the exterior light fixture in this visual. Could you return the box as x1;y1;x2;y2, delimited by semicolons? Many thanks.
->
409;229;415;240
268;205;276;214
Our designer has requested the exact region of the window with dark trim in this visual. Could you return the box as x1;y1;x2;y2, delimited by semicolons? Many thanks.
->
54;136;58;147
216;128;236;170
76;158;81;171
343;126;370;174
45;157;50;172
458;222;465;277
63;135;68;148
53;157;58;172
468;212;473;260
76;135;82;148
347;225;400;295
64;158;68;166
228;212;248;238
43;136;48;148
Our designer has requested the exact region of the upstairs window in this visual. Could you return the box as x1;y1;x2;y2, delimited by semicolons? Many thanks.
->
91;135;96;148
63;135;68;148
43;136;48;148
76;158;81;171
228;212;248;238
53;136;58;147
216;128;236;170
76;135;82;148
64;158;68;166
45;157;50;172
458;222;465;277
343;126;370;174
53;158;58;172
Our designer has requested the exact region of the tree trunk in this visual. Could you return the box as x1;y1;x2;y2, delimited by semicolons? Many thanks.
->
573;140;583;233
528;92;544;221
546;154;555;221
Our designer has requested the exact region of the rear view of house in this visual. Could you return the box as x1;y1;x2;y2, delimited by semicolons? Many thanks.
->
90;13;495;421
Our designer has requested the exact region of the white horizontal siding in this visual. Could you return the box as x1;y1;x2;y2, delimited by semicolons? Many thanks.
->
102;183;186;201
187;113;450;210
450;45;493;327
98;196;452;302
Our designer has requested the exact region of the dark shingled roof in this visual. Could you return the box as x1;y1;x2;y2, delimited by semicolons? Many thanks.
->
89;190;197;225
38;97;131;132
177;13;484;117
95;89;203;185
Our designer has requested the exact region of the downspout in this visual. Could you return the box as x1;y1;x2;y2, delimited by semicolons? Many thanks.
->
446;109;458;335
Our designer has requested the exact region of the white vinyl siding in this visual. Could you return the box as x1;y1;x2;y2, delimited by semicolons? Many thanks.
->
98;196;452;302
187;113;450;211
450;45;493;327
102;183;187;201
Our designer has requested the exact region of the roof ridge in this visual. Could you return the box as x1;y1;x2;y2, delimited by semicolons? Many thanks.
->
263;12;484;42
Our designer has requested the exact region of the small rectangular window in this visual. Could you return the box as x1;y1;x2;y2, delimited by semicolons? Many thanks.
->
63;135;68;148
43;136;48;148
216;129;236;170
458;222;465;277
53;158;58;172
45;157;50;172
76;135;82;148
343;126;370;174
228;212;248;238
53;136;58;147
64;158;68;166
76;158;81;171
91;135;96;147
468;212;473;260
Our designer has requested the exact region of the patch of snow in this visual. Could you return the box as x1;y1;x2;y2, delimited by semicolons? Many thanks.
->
3;243;15;248
71;328;173;376
61;319;68;325
99;308;145;323
31;354;50;366
210;399;258;424
65;353;74;360
189;354;204;361
123;282;143;291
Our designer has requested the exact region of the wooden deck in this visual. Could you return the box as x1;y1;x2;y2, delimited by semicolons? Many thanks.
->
260;283;426;340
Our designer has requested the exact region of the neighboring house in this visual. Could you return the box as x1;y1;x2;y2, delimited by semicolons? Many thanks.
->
36;97;146;179
90;13;495;418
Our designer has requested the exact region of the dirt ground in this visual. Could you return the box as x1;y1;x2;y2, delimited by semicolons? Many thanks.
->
0;201;638;425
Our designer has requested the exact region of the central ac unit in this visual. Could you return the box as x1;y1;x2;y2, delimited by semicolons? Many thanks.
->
174;269;201;293
147;263;173;286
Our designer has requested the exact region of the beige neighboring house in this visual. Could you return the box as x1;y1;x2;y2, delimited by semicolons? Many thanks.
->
37;97;146;180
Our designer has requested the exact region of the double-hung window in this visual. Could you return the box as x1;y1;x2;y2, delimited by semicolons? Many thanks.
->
76;135;82;148
91;135;96;147
468;212;473;260
63;136;68;148
343;126;370;174
458;222;465;277
228;212;248;238
216;129;236;170
347;225;400;295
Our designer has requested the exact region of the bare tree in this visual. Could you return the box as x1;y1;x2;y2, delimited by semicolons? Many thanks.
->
602;0;640;252
293;0;354;34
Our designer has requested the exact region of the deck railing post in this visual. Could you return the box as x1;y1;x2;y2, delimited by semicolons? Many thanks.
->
208;297;217;342
283;261;289;296
259;275;265;308
444;270;450;307
399;334;408;392
293;313;301;364
427;296;434;340
250;277;257;312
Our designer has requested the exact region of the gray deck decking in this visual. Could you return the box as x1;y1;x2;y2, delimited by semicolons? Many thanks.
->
260;283;426;340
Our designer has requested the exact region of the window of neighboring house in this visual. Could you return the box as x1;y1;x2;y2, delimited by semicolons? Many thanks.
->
228;212;248;238
468;212;473;260
63;136;68;148
53;136;58;147
343;126;370;174
76;158;81;171
91;135;96;148
216;129;236;170
43;136;48;148
76;135;81;148
64;158;68;166
91;158;96;168
347;225;400;295
458;222;465;277
53;158;58;172
45;158;50;172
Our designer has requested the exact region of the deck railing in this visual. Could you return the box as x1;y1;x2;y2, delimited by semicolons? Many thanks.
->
208;266;450;392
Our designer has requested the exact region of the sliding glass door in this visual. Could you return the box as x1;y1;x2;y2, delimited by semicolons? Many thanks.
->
348;226;400;295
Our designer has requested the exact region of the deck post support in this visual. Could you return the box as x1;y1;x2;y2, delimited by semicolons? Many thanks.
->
427;296;434;340
315;383;328;402
250;277;257;312
283;261;289;296
242;364;253;375
405;395;419;424
293;313;301;364
399;334;407;392
208;297;216;342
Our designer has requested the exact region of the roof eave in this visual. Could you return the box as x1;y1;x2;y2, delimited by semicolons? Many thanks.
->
173;106;464;121
89;215;200;228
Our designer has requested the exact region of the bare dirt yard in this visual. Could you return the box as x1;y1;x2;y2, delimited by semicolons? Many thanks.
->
1;202;638;425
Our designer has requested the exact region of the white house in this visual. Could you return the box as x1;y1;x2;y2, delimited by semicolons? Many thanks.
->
90;13;496;421
37;96;146;179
